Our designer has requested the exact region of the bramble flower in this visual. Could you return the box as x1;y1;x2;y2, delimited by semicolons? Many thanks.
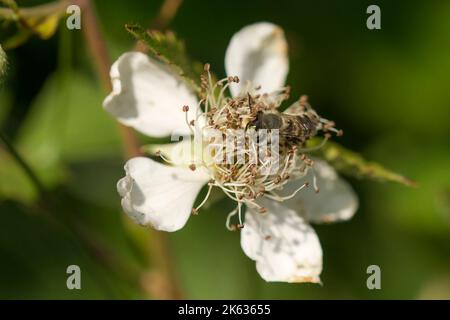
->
103;22;358;283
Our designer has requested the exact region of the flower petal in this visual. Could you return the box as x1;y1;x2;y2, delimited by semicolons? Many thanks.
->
241;199;322;283
283;160;359;223
117;157;210;232
103;52;199;137
225;22;289;97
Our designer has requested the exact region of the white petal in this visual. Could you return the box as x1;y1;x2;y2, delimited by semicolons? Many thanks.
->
103;52;199;137
143;140;194;167
241;199;322;283
117;157;210;232
283;160;359;223
225;22;289;97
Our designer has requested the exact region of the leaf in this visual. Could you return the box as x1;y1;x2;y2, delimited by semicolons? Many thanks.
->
17;71;122;162
308;138;416;187
21;11;62;40
125;24;203;92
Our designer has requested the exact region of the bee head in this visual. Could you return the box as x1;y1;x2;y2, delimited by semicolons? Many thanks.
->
247;111;283;131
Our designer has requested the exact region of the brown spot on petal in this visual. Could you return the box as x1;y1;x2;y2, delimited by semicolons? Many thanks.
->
289;276;320;284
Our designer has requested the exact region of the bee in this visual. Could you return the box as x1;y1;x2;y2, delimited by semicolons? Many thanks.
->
248;97;322;145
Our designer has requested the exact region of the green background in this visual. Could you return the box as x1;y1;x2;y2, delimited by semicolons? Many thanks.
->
0;0;449;299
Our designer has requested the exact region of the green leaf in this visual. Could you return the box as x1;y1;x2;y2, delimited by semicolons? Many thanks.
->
308;138;416;187
17;71;122;162
125;24;202;92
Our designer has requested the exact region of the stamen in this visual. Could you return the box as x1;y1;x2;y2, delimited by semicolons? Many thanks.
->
266;181;309;202
193;183;214;213
237;202;244;228
156;150;174;164
225;207;238;231
183;105;195;135
310;167;320;193
297;134;331;153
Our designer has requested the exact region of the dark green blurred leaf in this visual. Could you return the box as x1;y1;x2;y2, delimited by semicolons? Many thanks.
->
1;28;32;49
309;138;415;187
366;136;450;236
125;24;202;92
0;198;142;299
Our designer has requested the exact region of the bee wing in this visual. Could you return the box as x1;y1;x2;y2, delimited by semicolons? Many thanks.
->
283;101;304;115
283;95;311;115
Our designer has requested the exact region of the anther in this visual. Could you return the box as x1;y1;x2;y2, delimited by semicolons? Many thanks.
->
204;63;210;71
300;95;308;105
258;207;267;214
189;164;196;171
182;105;189;112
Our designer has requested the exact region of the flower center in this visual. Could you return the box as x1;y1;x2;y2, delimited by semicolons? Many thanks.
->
181;64;340;230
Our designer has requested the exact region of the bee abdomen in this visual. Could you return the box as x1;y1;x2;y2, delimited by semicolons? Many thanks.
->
279;114;318;140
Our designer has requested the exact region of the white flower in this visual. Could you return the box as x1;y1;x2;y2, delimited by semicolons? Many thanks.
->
103;22;358;283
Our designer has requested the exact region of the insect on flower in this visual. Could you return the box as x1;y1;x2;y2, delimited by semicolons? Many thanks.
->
103;22;358;283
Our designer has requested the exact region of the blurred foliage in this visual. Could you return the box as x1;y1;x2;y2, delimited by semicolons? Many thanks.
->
0;0;66;48
126;24;203;92
0;0;450;300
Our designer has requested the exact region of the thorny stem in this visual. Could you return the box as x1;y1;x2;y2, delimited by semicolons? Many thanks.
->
134;0;183;52
76;0;183;299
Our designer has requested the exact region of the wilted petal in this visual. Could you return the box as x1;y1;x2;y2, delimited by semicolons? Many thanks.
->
103;52;199;137
283;160;358;223
225;22;289;97
241;199;322;283
117;157;210;232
